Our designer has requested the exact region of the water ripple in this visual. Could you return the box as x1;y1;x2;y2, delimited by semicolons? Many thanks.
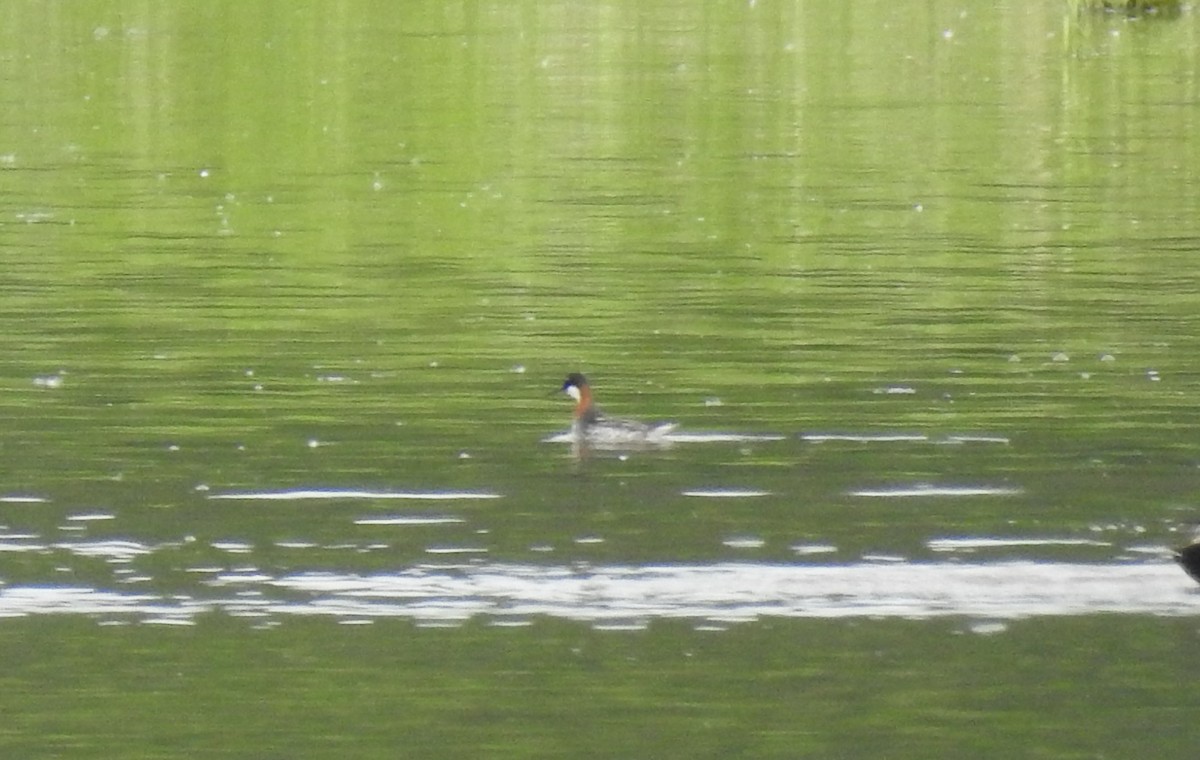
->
850;484;1023;498
354;515;467;526
208;489;502;501
0;561;1192;625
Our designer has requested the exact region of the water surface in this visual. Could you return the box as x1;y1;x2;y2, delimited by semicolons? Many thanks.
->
2;1;1199;757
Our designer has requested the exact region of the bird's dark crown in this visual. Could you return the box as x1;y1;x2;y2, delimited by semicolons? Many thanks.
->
562;372;589;391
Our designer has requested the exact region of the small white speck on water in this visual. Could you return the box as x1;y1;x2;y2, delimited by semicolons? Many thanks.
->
723;536;766;549
33;374;65;389
874;386;916;395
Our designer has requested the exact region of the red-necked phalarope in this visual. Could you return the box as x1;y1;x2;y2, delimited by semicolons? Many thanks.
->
560;373;677;447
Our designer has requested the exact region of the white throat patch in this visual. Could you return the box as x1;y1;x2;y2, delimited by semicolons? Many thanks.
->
565;385;582;402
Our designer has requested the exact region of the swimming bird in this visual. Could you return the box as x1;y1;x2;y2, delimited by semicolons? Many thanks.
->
559;373;676;447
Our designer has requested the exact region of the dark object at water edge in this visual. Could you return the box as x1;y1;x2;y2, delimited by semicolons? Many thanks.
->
1175;543;1200;584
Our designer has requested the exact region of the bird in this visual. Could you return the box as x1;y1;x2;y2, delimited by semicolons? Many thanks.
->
559;373;676;447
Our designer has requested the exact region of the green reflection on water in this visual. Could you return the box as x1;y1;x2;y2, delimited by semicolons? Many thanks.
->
1;0;1199;755
2;616;1199;758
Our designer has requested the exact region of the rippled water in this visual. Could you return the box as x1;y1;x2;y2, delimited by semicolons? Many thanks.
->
2;467;1194;627
2;1;1200;757
3;559;1190;627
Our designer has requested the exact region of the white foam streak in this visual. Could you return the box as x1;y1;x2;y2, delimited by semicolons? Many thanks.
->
54;540;153;561
803;433;928;443
543;431;785;444
0;561;1192;624
224;562;1200;621
208;489;502;501
851;484;1022;498
928;537;1110;551
0;587;207;620
354;516;466;526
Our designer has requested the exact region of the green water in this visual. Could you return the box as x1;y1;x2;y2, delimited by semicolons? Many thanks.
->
2;1;1200;756
4;616;1198;759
